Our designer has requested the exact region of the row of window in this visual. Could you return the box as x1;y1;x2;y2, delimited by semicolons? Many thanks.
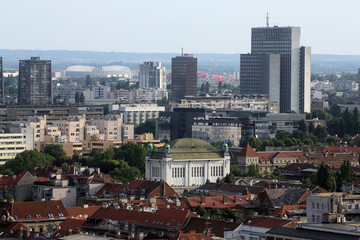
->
191;167;204;178
172;167;185;178
211;166;224;177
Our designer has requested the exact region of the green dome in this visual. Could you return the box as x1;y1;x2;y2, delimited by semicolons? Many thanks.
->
150;138;223;160
168;138;215;150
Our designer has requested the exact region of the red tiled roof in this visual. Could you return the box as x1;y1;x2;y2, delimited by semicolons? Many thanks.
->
86;207;195;230
187;195;251;208
238;144;258;157
48;219;84;238
66;206;101;219
0;200;69;221
270;205;306;218
178;232;213;240
182;217;239;238
244;217;292;228
96;183;126;197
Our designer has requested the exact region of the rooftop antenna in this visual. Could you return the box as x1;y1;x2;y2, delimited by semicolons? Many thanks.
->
181;48;184;56
266;12;269;27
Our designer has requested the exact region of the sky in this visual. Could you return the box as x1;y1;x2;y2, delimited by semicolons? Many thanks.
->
1;0;360;55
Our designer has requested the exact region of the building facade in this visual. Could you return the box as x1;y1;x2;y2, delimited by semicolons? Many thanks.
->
171;54;197;102
0;57;4;105
119;104;165;125
139;61;166;89
240;26;311;113
145;138;230;187
18;57;52;105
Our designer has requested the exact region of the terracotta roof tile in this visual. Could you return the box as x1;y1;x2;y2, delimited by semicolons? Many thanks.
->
238;144;258;157
66;206;101;219
182;217;239;238
244;217;292;228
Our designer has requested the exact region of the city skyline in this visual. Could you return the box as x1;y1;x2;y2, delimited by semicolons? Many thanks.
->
1;0;360;55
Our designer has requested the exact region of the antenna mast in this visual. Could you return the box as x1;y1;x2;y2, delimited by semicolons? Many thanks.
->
266;12;269;27
181;48;184;56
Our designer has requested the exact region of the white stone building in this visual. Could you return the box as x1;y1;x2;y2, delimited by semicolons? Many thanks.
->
145;138;230;187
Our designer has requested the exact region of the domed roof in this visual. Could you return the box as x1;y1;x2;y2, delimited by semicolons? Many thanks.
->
150;138;223;160
168;138;215;150
66;65;95;72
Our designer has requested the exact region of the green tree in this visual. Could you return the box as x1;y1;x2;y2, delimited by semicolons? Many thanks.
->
340;160;356;184
205;82;210;93
230;165;242;177
195;205;206;217
353;107;359;134
224;173;235;184
308;122;315;133
135;119;155;135
80;92;85;104
298;119;307;133
220;207;239;222
109;160;141;183
316;162;337;192
43;144;67;160
314;125;328;142
218;81;223;89
114;143;147;173
241;136;262;151
200;83;206;93
5;150;54;174
247;163;260;177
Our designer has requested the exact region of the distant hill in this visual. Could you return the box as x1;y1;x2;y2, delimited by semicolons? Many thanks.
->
0;49;359;73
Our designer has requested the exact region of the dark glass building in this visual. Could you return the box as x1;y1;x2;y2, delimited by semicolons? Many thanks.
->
18;57;52;105
171;54;197;102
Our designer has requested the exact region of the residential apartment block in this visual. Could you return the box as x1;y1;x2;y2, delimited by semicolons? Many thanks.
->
18;57;52;105
119;104;165;125
139;61;166;89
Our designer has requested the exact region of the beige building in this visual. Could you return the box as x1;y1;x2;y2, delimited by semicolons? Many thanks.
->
178;95;279;113
0;133;28;164
192;118;242;147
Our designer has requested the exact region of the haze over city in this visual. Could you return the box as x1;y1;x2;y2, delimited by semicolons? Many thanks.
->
1;0;360;54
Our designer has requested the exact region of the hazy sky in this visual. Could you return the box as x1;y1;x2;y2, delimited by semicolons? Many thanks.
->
1;0;360;54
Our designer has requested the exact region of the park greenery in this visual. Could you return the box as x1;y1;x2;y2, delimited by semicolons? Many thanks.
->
303;160;356;192
1;142;147;183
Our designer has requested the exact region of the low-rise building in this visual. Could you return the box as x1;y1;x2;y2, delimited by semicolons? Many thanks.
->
145;138;230;187
306;192;360;223
119;104;165;125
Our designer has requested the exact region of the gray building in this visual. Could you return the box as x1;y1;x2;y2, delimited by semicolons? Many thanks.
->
139;61;166;89
240;26;311;113
18;57;52;105
240;54;280;103
0;57;4;105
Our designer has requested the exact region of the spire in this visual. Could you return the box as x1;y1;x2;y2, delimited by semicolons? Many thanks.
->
266;12;269;27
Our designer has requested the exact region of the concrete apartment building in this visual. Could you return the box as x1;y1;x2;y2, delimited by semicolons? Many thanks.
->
18;57;52;105
139;61;166;89
119;104;165;125
240;24;311;113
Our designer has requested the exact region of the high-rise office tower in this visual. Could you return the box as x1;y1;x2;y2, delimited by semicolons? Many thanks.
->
0;57;4;105
240;24;311;113
18;57;52;105
171;54;197;102
139;61;166;89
